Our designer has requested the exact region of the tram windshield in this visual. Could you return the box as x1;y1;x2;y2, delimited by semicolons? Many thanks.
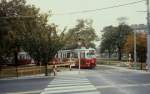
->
86;50;95;59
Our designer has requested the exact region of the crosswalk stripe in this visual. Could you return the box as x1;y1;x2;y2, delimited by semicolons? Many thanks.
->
53;78;88;81
53;78;87;80
48;82;91;87
45;85;95;91
50;80;89;84
54;77;86;80
71;91;100;94
42;86;97;94
41;75;100;94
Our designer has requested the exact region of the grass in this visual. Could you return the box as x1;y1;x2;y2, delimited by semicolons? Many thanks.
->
96;58;120;65
96;58;147;70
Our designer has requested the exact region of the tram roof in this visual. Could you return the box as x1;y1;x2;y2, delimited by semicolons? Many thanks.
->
75;47;95;51
18;51;28;55
59;47;95;52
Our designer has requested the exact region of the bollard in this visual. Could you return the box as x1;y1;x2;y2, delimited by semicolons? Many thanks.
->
128;53;132;69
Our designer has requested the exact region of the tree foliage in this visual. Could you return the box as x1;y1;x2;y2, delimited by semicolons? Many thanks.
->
100;24;132;60
63;19;98;49
124;32;147;62
0;0;64;65
100;26;117;55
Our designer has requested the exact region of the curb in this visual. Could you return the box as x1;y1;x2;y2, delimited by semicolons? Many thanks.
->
0;74;54;81
97;64;150;74
0;70;84;80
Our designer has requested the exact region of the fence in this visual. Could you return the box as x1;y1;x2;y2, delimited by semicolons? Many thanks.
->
0;63;71;78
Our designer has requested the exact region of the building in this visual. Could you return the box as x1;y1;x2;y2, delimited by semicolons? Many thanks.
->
131;24;147;32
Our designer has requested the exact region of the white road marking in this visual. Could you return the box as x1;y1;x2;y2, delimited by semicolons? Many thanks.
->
45;85;95;91
96;83;150;89
42;85;97;94
48;82;91;87
41;75;100;94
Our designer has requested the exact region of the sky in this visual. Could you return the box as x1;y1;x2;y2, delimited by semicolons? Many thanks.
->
26;0;146;45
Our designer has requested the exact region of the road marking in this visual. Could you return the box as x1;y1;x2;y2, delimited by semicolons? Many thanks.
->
50;80;89;84
97;65;150;74
41;75;100;94
48;82;91;87
45;85;95;91
71;91;101;94
96;83;150;89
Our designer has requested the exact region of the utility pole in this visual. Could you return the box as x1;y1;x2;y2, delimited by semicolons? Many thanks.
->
146;0;150;71
134;29;136;64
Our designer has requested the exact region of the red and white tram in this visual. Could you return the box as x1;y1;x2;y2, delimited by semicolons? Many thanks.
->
74;47;96;68
57;47;96;68
17;51;34;65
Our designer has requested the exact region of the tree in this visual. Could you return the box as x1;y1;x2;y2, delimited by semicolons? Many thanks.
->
115;24;132;60
124;32;147;62
0;0;30;62
63;19;97;49
100;24;132;60
100;26;117;58
0;0;64;76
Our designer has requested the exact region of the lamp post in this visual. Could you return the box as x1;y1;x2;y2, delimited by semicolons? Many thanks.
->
146;0;150;71
77;41;81;74
134;29;137;64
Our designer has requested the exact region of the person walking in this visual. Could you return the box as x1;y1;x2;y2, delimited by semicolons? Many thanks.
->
52;64;57;76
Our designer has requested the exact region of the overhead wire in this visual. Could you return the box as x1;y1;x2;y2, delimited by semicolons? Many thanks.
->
53;0;145;15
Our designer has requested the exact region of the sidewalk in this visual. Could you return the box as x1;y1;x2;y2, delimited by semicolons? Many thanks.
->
0;74;52;81
0;69;83;81
97;64;150;74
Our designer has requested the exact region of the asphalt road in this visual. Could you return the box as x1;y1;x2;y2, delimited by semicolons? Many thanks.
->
1;65;150;94
86;65;150;94
0;77;53;94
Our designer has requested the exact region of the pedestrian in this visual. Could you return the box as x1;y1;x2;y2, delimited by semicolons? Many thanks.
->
53;64;57;76
69;63;72;71
146;64;148;71
128;53;132;69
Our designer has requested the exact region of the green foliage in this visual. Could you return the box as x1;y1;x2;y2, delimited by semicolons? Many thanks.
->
100;24;133;60
63;19;97;49
100;26;117;53
0;0;64;65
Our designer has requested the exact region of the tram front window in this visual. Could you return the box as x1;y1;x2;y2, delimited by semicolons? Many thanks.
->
87;51;95;58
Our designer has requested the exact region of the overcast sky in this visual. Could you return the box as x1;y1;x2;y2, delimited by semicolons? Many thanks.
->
27;0;146;38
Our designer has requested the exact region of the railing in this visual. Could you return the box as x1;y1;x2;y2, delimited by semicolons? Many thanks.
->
0;61;75;78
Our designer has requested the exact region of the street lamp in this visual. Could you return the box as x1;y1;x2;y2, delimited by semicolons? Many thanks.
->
77;40;81;74
133;28;137;64
146;0;150;71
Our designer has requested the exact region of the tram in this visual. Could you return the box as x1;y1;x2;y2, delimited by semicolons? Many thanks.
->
57;47;96;68
17;51;34;65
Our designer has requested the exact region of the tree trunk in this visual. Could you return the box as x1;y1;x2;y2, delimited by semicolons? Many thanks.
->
45;62;48;76
118;47;122;61
108;50;111;59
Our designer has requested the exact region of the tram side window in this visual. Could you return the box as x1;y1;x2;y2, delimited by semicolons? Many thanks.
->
67;53;70;58
74;53;78;58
